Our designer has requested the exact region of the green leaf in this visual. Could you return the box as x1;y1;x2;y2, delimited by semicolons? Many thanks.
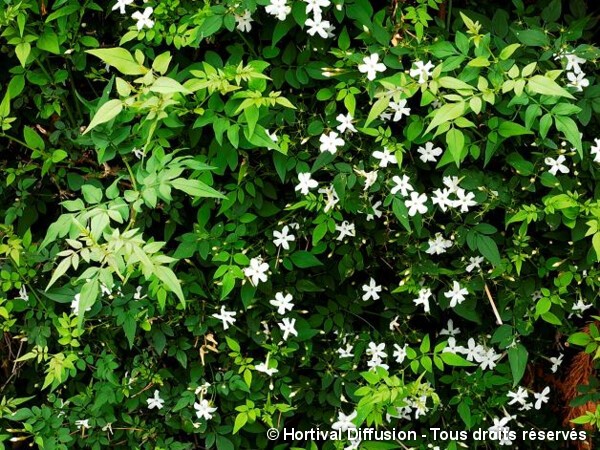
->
170;178;226;199
15;42;31;68
290;251;323;268
154;265;185;306
440;352;475;367
498;121;533;137
86;48;147;75
425;101;465;134
514;29;549;47
81;185;103;204
152;52;172;74
476;234;501;266
37;30;60;54
507;344;528;386
499;43;521;60
23;126;45;150
77;278;99;326
149;77;190;95
527;75;575;99
83;99;123;135
364;97;390;127
568;332;592;347
554;115;583;158
446;128;465;166
232;413;248;434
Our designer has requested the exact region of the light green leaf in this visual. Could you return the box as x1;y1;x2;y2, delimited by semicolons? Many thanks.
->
498;121;533;137
23;126;45;150
149;77;190;95
152;52;172;75
364;97;390;127
15;42;31;68
86;48;148;75
440;352;475;367
499;43;521;60
83;99;123;135
554;115;583;158
527;75;575;99
446;128;465;166
425;101;465;134
154;265;185;306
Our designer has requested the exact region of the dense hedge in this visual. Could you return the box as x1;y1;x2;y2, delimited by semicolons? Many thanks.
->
1;0;600;449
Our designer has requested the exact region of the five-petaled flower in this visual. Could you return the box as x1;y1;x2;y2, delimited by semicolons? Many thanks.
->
417;142;442;163
278;317;298;340
194;399;217;420
373;147;397;168
147;390;164;410
361;278;381;301
295;172;318;195
410;60;435;84
319;131;345;154
444;281;468;307
270;292;294;314
405;192;428;216
358;54;386;81
273;225;295;250
212;305;237;330
244;256;269;286
131;7;154;30
544;155;569;175
112;0;133;15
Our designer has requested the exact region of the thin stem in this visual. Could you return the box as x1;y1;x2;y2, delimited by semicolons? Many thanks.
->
484;281;503;325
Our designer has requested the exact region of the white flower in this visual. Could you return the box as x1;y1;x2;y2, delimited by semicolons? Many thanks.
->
444;281;468;308
372;147;397;168
331;410;357;432
533;386;550;410
212;306;237;330
466;256;484;272
17;286;29;302
453;188;477;212
265;0;291;20
393;343;408;363
335;221;355;241
318;184;340;212
531;290;543;301
295;172;318;195
306;18;331;38
131;7;154;30
235;10;253;32
366;199;382;222
273;225;295;250
255;360;278;376
147;390;164;410
389;99;411;122
367;355;389;371
464;338;485;362
430;188;453;212
270;292;294;315
417;142;442;163
194;399;217;420
591;138;600;163
478;347;501;370
411;395;429;418
358;54;386;81
75;419;91;430
70;293;91;315
570;299;592;318
361;278;382;301
112;0;133;15
278;317;298;340
550;353;564;373
363;171;379;191
426;233;452;255
266;129;278;142
336;113;356;133
439;319;460;336
409;60;435;84
507;386;529;406
443;337;465;354
319;131;344;154
443;176;461;193
132;148;145;159
337;343;354;358
390;173;414;196
244;256;269;286
567;71;589;91
413;287;432;313
366;342;387;359
404;192;428;216
304;0;330;18
545;155;569;175
564;53;586;74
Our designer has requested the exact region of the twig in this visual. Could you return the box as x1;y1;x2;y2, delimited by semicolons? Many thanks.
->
484;282;503;325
